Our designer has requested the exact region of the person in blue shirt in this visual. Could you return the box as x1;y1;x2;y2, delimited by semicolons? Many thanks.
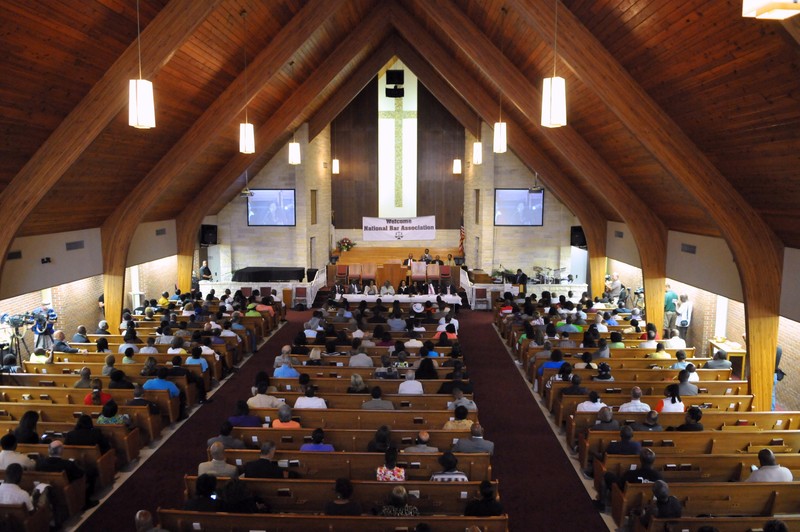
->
538;349;565;377
274;361;300;378
142;367;180;398
300;428;335;452
185;346;209;373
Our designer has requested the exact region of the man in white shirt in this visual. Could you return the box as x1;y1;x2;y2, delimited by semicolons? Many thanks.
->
664;329;686;349
247;381;283;409
0;434;35;470
404;333;423;349
594;313;608;333
638;330;658;349
398;371;423;395
293;388;328;409
576;391;608;413
0;464;34;510
448;387;477;411
746;449;794;482
348;349;373;368
380;281;395;296
618;387;651;413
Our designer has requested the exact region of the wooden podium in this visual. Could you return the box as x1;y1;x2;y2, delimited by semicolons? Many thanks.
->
381;263;405;290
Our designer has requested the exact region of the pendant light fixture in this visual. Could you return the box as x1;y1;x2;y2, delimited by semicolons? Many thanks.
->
541;0;567;128
288;61;301;165
129;0;155;129
239;10;255;154
494;7;508;153
452;158;462;174
331;120;340;174
473;116;483;165
742;0;800;19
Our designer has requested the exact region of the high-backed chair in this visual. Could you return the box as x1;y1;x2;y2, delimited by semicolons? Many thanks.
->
474;288;489;310
361;263;377;283
439;265;452;282
241;287;253;297
260;287;272;298
334;265;348;284
348;263;362;284
410;262;428;284
426;263;440;283
294;287;308;308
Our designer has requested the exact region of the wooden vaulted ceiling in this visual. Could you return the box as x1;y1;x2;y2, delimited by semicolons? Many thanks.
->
1;0;799;249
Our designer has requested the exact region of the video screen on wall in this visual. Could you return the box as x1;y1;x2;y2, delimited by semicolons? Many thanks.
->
247;189;296;226
494;188;544;226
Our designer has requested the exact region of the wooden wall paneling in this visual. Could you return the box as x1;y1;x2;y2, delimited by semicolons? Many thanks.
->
174;18;396;281
100;0;348;325
416;84;465;229
510;0;783;408
390;24;608;296
0;0;220;312
331;79;380;229
412;0;667;327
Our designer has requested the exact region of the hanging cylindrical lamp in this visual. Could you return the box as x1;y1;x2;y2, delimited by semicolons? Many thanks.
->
239;11;255;153
452;158;462;174
129;0;155;129
473;116;483;165
493;121;507;153
332;158;340;174
288;137;301;165
541;0;567;128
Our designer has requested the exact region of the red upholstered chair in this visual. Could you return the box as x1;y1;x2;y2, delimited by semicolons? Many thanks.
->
334;264;349;284
294;286;308;308
361;263;377;283
241;287;253;297
410;262;428;284
348;264;362;283
439;265;452;282
474;287;489;310
260;287;271;298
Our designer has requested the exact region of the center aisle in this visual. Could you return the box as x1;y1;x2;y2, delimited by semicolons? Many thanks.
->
458;310;608;531
77;312;309;532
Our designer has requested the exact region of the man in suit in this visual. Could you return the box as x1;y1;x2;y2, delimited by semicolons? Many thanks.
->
402;253;414;266
348;280;361;294
361;386;395;410
452;424;494;455
242;441;285;479
198;442;238;478
37;440;98;509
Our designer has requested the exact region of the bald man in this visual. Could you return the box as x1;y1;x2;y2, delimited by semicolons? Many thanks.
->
198;441;238;478
135;509;168;532
746;449;793;482
402;431;439;453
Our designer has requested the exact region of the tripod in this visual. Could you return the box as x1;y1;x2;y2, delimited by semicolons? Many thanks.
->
9;328;30;366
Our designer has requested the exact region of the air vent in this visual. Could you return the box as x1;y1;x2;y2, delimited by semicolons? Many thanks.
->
680;243;697;255
614;230;624;238
6;250;22;260
155;228;167;236
65;240;84;251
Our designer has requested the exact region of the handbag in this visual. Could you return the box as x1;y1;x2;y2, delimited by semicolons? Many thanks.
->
680;320;689;327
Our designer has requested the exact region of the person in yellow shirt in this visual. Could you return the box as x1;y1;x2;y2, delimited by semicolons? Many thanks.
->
157;291;170;308
646;342;671;359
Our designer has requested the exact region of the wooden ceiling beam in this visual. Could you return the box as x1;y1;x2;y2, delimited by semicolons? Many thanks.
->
175;9;396;291
510;0;783;409
0;0;220;281
408;0;666;316
102;0;347;324
387;9;608;296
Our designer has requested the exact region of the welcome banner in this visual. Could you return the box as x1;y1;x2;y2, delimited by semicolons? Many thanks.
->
362;216;436;241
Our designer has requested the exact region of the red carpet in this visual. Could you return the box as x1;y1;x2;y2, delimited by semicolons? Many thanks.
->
79;309;606;531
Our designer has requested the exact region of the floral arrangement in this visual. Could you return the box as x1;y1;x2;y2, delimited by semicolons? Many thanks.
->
337;238;356;252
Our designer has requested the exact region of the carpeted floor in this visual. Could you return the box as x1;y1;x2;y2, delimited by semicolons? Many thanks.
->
78;308;607;531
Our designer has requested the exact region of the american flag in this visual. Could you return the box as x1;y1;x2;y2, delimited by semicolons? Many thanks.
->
458;214;465;255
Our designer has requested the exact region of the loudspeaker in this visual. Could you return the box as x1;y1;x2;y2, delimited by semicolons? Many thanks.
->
200;224;218;247
570;226;587;248
386;69;404;85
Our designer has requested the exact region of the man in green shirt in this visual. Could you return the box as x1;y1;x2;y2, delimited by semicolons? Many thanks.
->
663;285;679;336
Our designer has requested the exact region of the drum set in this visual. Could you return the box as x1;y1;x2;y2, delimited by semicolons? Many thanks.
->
532;266;568;284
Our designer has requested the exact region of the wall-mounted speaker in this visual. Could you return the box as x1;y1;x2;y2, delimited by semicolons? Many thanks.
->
200;224;218;247
570;226;587;248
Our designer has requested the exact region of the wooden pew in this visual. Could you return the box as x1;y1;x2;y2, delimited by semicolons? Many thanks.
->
0;469;85;521
270;377;466;395
23;361;209;396
221;450;492;481
612;481;800;526
0;502;51;532
0;403;160;443
0;385;179;424
566;410;800;447
15;442;116;488
539;368;732;396
247;408;478;430
183;476;495;515
595;452;800;495
257;392;469;411
9;372;198;407
231;427;471;452
555;394;753;427
644;516;800;532
0;420;141;467
546;380;748;411
60;347;226;382
276;366;458;380
157;510;509;532
579;429;800;469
